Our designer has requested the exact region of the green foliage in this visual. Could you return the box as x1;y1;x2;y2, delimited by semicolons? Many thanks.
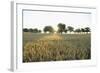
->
23;28;29;32
84;27;90;32
57;23;66;33
43;26;54;33
64;29;68;33
28;28;34;32
74;29;81;33
81;28;85;32
23;28;41;33
32;28;39;33
67;26;74;32
38;30;41;33
23;24;90;34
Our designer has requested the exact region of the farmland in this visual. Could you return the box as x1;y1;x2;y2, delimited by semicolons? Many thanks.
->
23;32;91;62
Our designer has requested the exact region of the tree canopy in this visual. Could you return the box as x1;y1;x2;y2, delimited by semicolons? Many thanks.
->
43;26;54;33
23;23;90;34
57;23;66;33
67;26;74;32
23;28;41;33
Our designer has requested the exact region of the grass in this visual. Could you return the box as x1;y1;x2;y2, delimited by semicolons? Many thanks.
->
23;32;91;62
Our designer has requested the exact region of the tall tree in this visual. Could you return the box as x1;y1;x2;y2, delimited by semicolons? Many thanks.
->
57;23;66;34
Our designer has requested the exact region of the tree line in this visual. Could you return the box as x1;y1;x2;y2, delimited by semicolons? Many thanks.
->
23;23;90;34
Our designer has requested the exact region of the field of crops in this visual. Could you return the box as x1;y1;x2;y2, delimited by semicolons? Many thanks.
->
23;32;91;62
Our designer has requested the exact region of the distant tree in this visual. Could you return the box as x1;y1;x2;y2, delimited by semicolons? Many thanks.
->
81;28;86;34
81;28;85;32
23;28;42;33
84;27;90;33
23;28;29;32
64;29;68;33
57;23;66;34
28;28;33;32
33;28;39;33
38;30;42;33
67;26;74;33
74;29;81;34
43;26;54;33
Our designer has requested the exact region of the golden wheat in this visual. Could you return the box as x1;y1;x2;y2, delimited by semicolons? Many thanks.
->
23;33;91;62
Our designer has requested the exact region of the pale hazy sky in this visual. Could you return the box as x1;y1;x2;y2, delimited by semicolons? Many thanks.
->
23;10;91;31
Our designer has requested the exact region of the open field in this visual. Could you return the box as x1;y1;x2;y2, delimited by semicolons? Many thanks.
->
23;32;91;62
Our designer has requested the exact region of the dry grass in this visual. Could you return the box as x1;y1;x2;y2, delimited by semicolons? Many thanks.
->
23;32;91;62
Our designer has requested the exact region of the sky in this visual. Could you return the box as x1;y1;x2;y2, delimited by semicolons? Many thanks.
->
23;10;91;31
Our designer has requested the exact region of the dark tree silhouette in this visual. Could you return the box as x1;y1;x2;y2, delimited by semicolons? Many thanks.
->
81;28;85;32
43;26;54;33
23;28;29;32
81;28;86;34
67;26;74;33
23;28;41;33
64;29;68;33
38;30;42;33
57;23;66;34
84;27;90;33
32;28;39;33
74;29;81;33
28;28;33;32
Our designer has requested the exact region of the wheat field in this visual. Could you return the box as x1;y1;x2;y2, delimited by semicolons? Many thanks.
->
23;32;91;62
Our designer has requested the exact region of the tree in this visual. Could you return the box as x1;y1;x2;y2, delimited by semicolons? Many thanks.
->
43;26;54;33
57;23;66;34
81;28;86;34
64;29;68;33
84;27;90;33
81;28;85;32
38;30;42;33
28;28;33;32
33;28;39;33
23;28;29;32
74;29;81;34
23;28;42;33
67;26;74;33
